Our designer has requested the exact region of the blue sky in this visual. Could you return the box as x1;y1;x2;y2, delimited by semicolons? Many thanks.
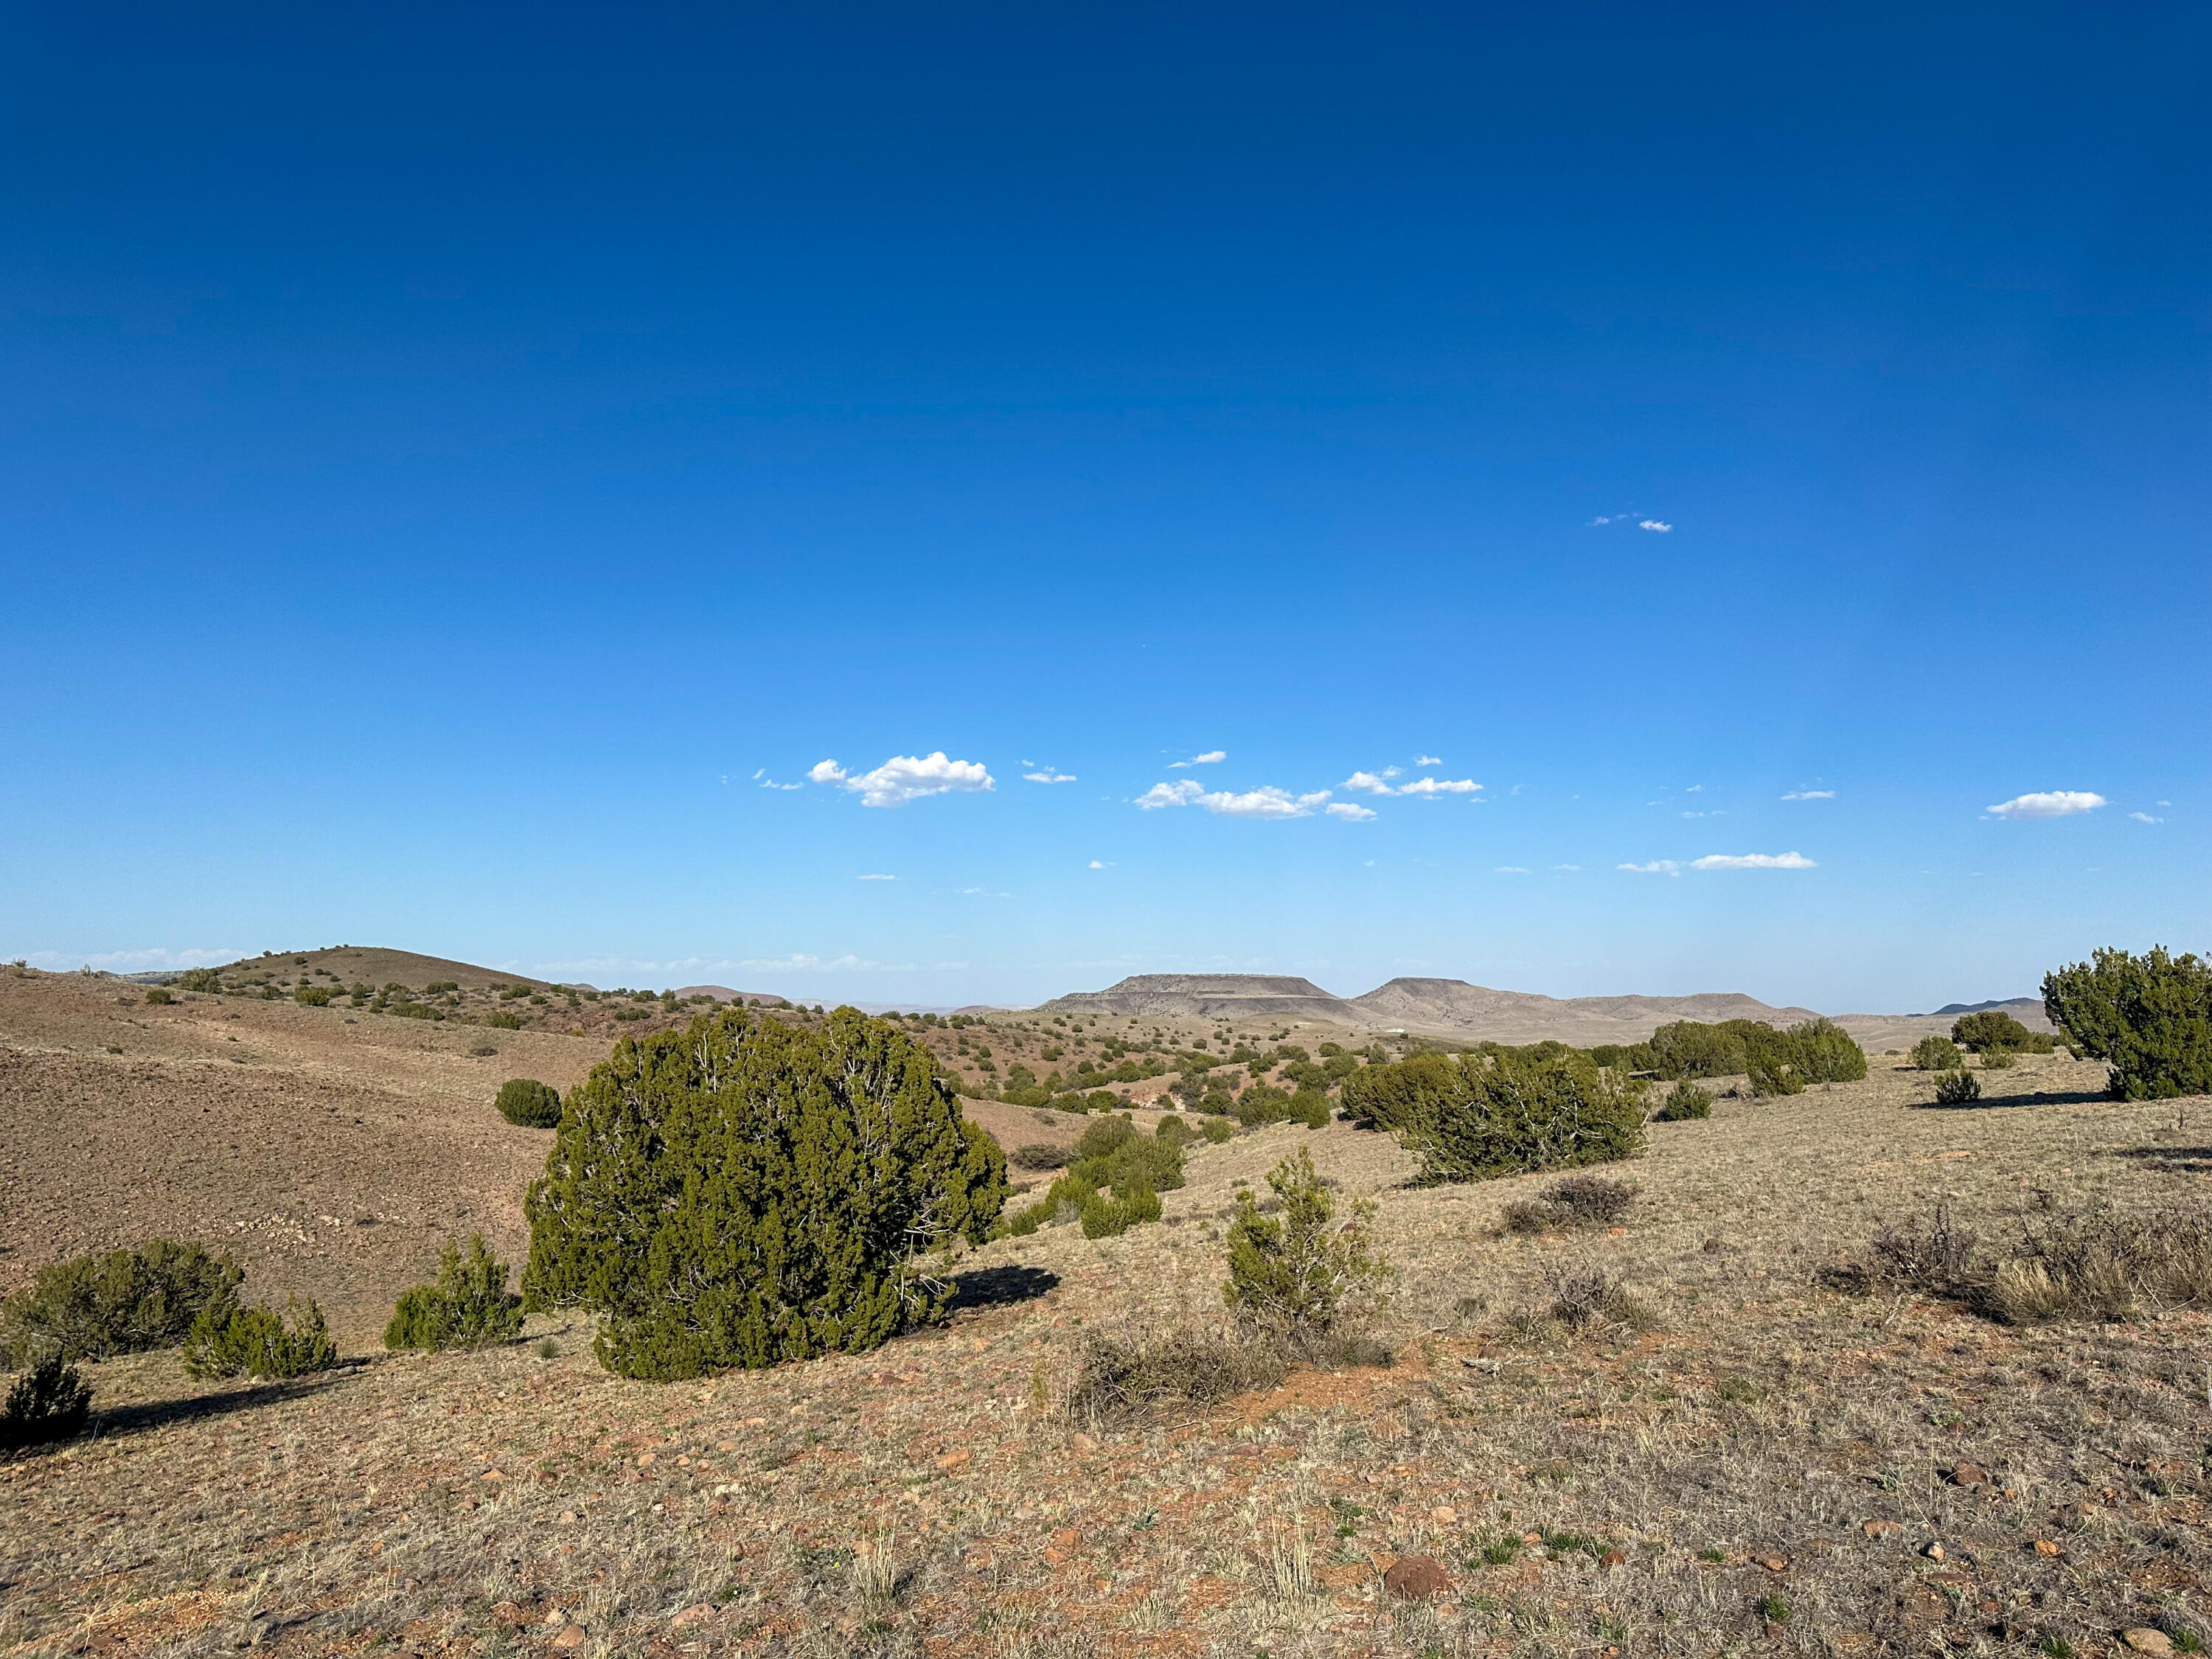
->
5;2;2207;1012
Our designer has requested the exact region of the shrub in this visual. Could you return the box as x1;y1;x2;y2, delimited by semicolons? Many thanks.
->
1642;1020;1751;1079
143;987;173;1006
0;1241;244;1368
1868;1204;1980;1295
495;1078;563;1127
1989;1197;2212;1324
1502;1173;1637;1234
1062;1326;1285;1427
1952;1010;2034;1051
1009;1142;1066;1171
1653;1081;1712;1121
1225;1150;1389;1335
183;1296;338;1380
2043;946;2212;1101
1537;1262;1652;1335
294;986;333;1006
174;968;223;993
1911;1036;1963;1071
1155;1116;1197;1149
524;1006;1006;1379
1786;1018;1870;1083
1346;1048;1644;1183
1933;1070;1983;1106
0;1354;93;1449
384;1234;524;1351
1200;1116;1236;1144
485;1010;524;1030
1981;1046;2017;1069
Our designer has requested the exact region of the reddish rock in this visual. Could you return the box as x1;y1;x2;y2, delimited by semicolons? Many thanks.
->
1599;1550;1627;1569
2033;1538;2062;1557
935;1447;972;1471
1950;1462;1989;1487
1383;1554;1454;1600
669;1605;714;1632
552;1627;588;1651
1863;1520;1902;1539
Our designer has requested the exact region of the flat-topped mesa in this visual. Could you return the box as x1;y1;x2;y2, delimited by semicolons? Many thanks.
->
1032;974;1369;1024
1347;977;1821;1044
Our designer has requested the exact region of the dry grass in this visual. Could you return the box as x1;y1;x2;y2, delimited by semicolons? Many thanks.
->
5;1005;2212;1655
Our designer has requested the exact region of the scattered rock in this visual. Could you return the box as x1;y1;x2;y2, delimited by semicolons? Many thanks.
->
1922;1542;1945;1562
1051;1527;1081;1551
558;1511;577;1525
1069;1433;1098;1454
552;1627;588;1651
1950;1463;1989;1487
2122;1631;2175;1656
491;1601;530;1628
543;1609;568;1630
1599;1550;1627;1569
1757;1554;1787;1573
2033;1539;2062;1557
936;1447;972;1471
1430;1506;1457;1526
1383;1554;1454;1600
669;1605;714;1632
1863;1520;1902;1539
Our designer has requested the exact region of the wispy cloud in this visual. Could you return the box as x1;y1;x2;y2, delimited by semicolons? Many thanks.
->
1139;780;1333;819
1325;802;1377;821
1494;866;1530;874
1618;860;1682;876
809;753;995;807
1088;860;1113;868
1986;790;2106;821
1167;749;1227;768
1686;784;1703;793
1781;790;1834;801
2130;811;2164;824
1691;851;1815;870
22;945;245;973
857;873;896;880
1416;754;1441;767
1553;864;1582;872
752;767;803;791
1638;519;1672;532
1395;776;1481;797
1023;768;1077;784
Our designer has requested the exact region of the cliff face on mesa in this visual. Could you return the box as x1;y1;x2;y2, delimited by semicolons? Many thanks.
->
1033;975;1368;1023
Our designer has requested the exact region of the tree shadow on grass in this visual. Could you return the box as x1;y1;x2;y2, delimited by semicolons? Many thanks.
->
2111;1146;2212;1175
1913;1084;2110;1111
948;1264;1060;1312
86;1364;361;1443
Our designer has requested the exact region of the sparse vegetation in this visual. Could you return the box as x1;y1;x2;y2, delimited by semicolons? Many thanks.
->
494;1077;563;1127
2043;945;2212;1099
383;1234;524;1352
142;986;172;1005
1933;1068;1983;1105
524;1006;1006;1378
1652;1079;1712;1120
1501;1172;1638;1234
1062;1325;1285;1427
0;1240;244;1368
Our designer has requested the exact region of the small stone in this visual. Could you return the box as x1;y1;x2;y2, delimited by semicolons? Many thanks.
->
1922;1542;1945;1562
558;1510;577;1524
1430;1506;1457;1526
552;1627;588;1651
936;1447;973;1470
1950;1462;1989;1487
1757;1554;1787;1573
669;1605;714;1632
717;1439;737;1452
637;1451;655;1467
544;1609;568;1629
1863;1520;1902;1539
1050;1527;1081;1551
1599;1550;1627;1569
1069;1433;1098;1454
2033;1538;2061;1556
481;1468;506;1482
491;1602;528;1628
1383;1554;1454;1600
2122;1631;2175;1656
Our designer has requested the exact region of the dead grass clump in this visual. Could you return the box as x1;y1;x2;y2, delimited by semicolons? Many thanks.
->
1513;1262;1655;1338
1868;1203;1980;1295
1501;1172;1637;1234
1062;1326;1285;1427
1989;1197;2212;1324
1009;1143;1066;1170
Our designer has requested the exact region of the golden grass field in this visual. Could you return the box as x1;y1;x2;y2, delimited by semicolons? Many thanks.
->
4;967;2211;1658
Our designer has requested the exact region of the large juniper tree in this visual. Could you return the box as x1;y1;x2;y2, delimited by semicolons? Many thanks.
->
524;1005;1007;1378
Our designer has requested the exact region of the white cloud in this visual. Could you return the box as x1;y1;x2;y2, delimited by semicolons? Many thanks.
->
857;873;895;880
1396;776;1481;796
810;753;995;807
1088;860;1113;868
2131;812;2164;824
1618;860;1682;876
1781;790;1834;801
1686;784;1704;793
1168;750;1227;768
1023;768;1077;784
1986;790;2107;821
1341;770;1399;795
1494;866;1530;874
1680;811;1705;818
1554;864;1582;872
1638;519;1673;532
1691;851;1816;870
1416;754;1441;767
1325;802;1377;822
2159;800;2172;807
1139;780;1333;819
754;766;803;790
